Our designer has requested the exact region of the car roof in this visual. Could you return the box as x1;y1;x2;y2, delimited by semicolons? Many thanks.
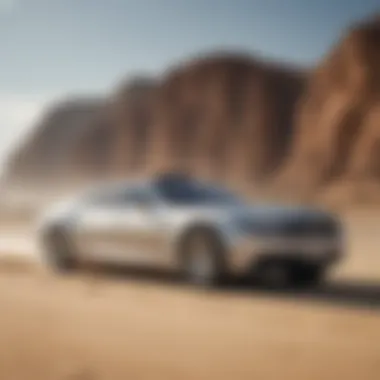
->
83;173;233;200
89;173;197;193
98;178;151;192
79;178;148;199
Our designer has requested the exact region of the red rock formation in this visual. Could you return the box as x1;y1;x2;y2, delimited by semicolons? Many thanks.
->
4;98;106;185
280;16;380;202
142;53;305;184
8;54;303;190
5;15;380;206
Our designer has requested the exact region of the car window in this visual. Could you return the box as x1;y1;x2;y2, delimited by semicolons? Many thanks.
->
87;184;155;207
87;189;124;206
155;178;242;205
125;188;155;205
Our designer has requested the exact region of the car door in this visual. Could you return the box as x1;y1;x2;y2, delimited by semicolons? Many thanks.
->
75;185;170;267
113;188;170;266
73;187;128;261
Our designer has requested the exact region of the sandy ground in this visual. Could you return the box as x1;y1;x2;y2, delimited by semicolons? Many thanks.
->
0;210;379;380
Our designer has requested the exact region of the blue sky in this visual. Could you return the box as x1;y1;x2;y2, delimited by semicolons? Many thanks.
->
0;0;379;165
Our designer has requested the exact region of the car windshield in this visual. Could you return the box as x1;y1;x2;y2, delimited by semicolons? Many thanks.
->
81;183;130;205
156;179;243;206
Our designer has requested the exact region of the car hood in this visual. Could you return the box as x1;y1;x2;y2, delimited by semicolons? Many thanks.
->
242;204;333;223
170;202;335;226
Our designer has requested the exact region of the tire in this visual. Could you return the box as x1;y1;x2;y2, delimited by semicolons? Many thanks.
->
43;225;77;273
255;260;324;289
289;263;324;288
255;260;293;289
179;227;227;287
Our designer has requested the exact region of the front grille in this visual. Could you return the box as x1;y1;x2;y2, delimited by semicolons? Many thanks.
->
282;219;339;238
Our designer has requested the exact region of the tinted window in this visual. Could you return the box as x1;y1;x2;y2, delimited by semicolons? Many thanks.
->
87;188;125;206
155;179;241;205
125;188;155;205
87;184;155;207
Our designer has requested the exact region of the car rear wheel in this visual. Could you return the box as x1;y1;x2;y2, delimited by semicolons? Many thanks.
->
289;263;325;288
179;228;227;287
43;226;77;273
255;260;324;289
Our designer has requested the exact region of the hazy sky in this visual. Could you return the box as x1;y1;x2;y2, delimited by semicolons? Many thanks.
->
0;0;379;167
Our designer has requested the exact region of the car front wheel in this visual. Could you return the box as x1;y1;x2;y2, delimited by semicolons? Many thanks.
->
179;227;227;287
42;225;77;273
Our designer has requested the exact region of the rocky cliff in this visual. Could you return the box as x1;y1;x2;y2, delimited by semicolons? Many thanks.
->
4;54;305;193
4;16;380;205
279;15;380;204
4;97;107;184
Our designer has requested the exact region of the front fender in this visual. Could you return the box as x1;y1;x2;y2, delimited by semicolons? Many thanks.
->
173;218;234;256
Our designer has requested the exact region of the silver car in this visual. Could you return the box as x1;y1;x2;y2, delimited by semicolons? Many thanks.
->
39;174;343;287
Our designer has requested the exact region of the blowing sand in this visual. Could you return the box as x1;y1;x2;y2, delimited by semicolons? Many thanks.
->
0;210;379;380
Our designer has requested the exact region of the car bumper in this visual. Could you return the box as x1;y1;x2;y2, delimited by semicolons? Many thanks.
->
228;236;343;274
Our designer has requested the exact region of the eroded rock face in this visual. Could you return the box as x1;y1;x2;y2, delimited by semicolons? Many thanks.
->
4;16;380;205
4;55;304;192
4;98;107;186
65;77;158;183
280;16;380;201
71;55;304;187
145;54;304;184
